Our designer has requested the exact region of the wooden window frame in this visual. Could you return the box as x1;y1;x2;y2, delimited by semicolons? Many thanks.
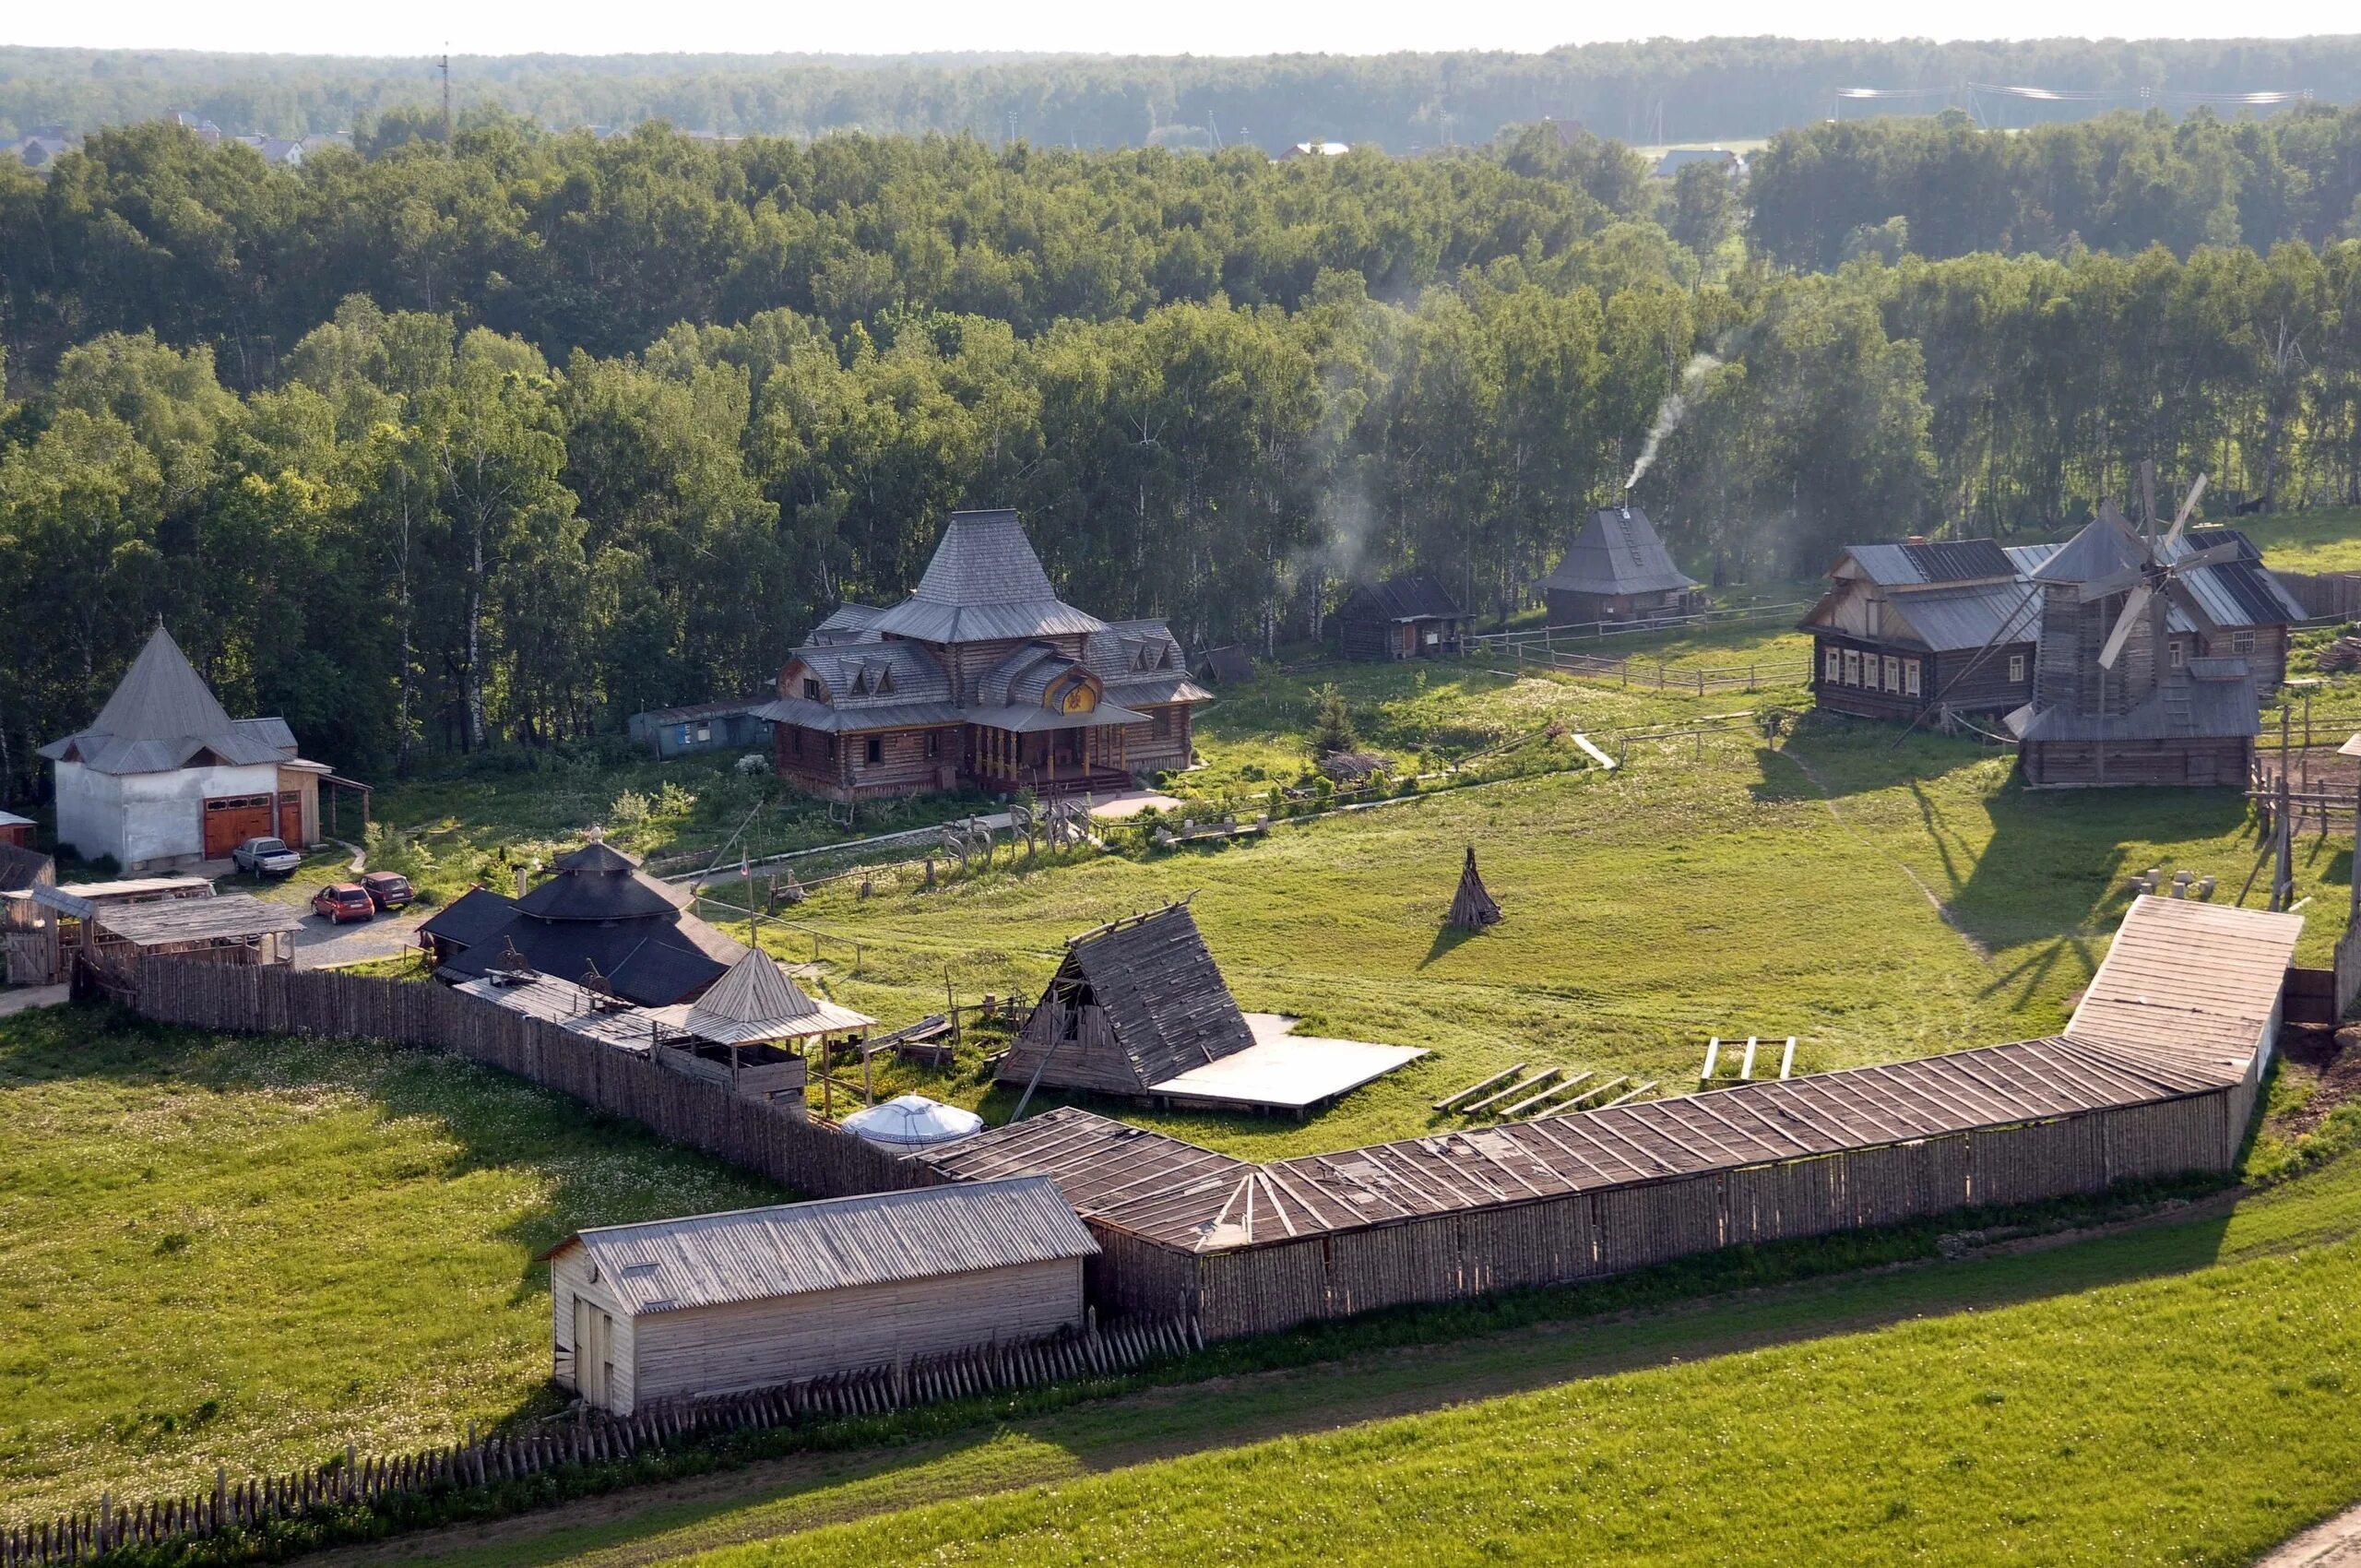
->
1904;659;1921;697
1843;648;1861;686
2008;653;2026;683
864;734;884;766
1882;654;1901;693
1823;645;1842;683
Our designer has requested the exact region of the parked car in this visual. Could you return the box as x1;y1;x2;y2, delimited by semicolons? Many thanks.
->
231;837;303;877
311;883;375;923
360;871;414;910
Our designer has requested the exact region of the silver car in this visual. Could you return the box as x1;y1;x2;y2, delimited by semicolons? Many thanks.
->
231;836;303;877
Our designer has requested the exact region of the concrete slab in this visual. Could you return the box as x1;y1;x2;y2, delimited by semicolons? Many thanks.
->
1150;1013;1427;1112
1088;790;1185;820
0;983;69;1016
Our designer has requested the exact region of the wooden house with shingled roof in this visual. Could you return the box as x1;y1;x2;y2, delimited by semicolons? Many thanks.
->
756;510;1215;801
418;832;747;1007
1331;573;1471;660
997;901;1257;1099
1799;539;2040;721
1534;505;1704;626
41;623;340;873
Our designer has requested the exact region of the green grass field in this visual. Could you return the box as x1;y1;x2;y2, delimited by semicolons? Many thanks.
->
2240;506;2361;576
635;1142;2361;1568
0;1010;781;1526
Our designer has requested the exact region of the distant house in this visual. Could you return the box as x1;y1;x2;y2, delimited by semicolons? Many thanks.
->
232;134;306;167
0;810;32;849
1534;505;1705;626
163;109;224;142
1282;141;1350;159
1331;573;1470;660
1799;540;2039;721
754;509;1214;801
40;624;334;873
417;832;747;1006
11;133;71;172
626;698;770;760
542;1177;1097;1415
1655;147;1747;179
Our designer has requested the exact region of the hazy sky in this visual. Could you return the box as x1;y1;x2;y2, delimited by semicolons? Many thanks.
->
12;0;2360;57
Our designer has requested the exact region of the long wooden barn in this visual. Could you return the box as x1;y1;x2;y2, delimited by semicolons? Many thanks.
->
928;897;2301;1340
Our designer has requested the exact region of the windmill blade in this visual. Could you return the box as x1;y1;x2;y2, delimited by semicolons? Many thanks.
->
2168;540;2242;573
2164;472;2208;546
2075;564;2148;603
2097;582;2154;670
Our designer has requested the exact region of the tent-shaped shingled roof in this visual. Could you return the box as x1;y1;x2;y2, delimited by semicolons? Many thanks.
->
1536;506;1700;598
40;624;300;776
866;509;1106;644
513;833;686;922
994;900;1256;1095
676;947;875;1044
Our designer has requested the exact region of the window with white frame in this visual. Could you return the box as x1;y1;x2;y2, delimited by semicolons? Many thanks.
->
2231;630;2257;654
1904;659;1922;696
2009;653;2026;683
1824;645;1842;683
2169;640;2186;669
1883;655;1901;692
1844;648;1861;685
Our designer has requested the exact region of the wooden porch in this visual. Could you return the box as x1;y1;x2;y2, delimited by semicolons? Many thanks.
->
966;721;1133;798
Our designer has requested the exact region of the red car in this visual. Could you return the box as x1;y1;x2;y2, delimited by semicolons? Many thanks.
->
311;883;375;923
360;871;414;910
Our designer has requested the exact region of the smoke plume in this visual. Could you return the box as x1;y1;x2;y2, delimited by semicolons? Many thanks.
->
1624;352;1723;494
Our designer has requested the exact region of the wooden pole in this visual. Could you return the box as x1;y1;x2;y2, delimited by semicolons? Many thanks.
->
2277;769;2296;911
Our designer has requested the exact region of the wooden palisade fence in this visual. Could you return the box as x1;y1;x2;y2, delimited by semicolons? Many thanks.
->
0;1313;1198;1568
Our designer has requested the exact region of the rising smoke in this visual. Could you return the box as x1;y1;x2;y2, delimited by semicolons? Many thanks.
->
1623;352;1724;494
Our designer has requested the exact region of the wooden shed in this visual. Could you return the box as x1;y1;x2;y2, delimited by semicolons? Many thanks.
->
1331;574;1470;661
85;894;300;974
540;1176;1098;1416
995;901;1257;1099
1534;505;1705;626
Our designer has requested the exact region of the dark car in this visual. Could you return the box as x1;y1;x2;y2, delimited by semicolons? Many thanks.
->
311;883;375;923
360;871;414;911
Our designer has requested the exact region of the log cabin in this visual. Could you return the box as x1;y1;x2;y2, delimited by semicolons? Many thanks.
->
1533;505;1705;626
1331;573;1470;660
542;1177;1097;1415
756;510;1215;801
1799;540;2040;720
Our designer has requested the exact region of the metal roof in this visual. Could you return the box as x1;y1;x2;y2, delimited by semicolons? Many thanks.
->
540;1176;1097;1314
40;625;303;776
1838;540;2018;587
751;696;969;735
2019;519;2300;634
2004;675;2259;742
1535;507;1699;597
867;511;1106;643
1883;580;2043;652
809;604;885;645
454;971;679;1052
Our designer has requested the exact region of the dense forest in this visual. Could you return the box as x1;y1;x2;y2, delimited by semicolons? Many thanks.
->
4;37;2359;150
1;117;2359;799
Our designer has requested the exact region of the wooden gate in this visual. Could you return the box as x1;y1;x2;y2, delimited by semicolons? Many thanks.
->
203;794;273;857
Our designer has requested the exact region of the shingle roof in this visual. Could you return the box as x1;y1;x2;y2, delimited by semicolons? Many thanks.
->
681;948;875;1043
41;625;301;776
867;510;1106;643
1046;902;1257;1088
1338;573;1466;623
515;838;687;922
1837;540;2018;587
540;1176;1098;1313
1535;507;1699;597
787;642;955;709
809;604;885;645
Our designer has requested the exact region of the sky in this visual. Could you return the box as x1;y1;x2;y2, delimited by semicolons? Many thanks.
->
11;0;2361;58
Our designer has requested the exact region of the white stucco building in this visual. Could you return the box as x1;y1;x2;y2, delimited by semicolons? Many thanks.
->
41;625;332;873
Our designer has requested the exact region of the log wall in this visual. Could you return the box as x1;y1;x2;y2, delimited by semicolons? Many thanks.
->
124;958;923;1203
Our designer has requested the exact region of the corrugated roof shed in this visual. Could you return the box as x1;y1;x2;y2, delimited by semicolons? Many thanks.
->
540;1176;1097;1313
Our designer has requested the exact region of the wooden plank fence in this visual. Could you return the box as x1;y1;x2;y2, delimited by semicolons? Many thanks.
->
2273;570;2361;623
113;957;922;1202
0;1313;1198;1568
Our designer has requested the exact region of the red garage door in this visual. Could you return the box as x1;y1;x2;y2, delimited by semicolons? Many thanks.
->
203;794;274;858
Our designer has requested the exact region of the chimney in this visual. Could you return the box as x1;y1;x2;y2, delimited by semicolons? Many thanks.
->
515;864;530;899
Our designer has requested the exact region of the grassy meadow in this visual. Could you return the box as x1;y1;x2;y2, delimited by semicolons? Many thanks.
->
0;1009;781;1526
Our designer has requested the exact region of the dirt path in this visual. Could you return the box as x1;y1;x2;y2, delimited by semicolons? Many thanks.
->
314;1190;2253;1568
1776;744;1994;968
2259;1507;2361;1567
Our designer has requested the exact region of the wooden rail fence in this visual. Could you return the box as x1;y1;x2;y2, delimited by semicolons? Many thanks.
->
0;1313;1198;1568
1511;643;1808;694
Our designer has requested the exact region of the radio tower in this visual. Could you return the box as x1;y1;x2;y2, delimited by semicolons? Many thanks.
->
441;48;453;149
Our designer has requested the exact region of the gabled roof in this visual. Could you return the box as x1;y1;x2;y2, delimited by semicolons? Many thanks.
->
539;1176;1097;1314
2015;518;2301;634
41;625;302;776
786;641;954;709
2005;672;2260;744
1535;507;1699;598
1045;902;1257;1088
1881;580;2043;653
1339;573;1466;624
1835;540;2017;588
809;603;885;645
0;843;53;894
867;510;1106;644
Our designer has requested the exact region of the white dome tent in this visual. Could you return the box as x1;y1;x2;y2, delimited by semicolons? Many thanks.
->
841;1094;984;1152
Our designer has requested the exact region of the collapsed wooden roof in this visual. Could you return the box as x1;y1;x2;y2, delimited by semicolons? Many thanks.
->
1032;901;1258;1089
928;897;2300;1255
